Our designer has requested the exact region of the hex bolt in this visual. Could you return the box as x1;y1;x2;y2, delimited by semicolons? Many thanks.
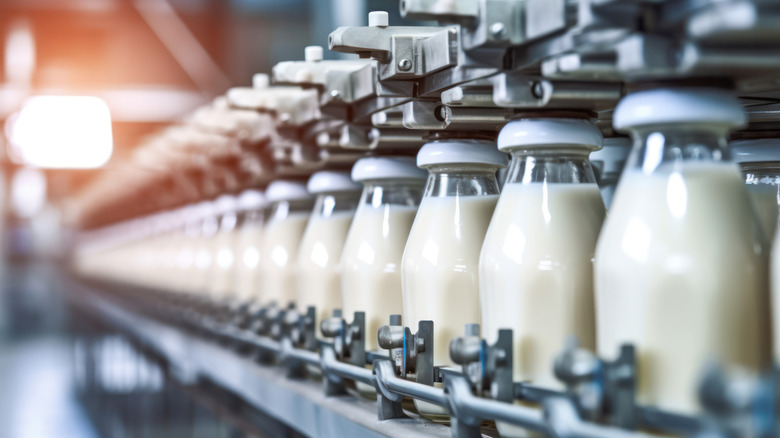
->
368;11;389;27
398;58;413;71
531;81;545;99
490;22;506;39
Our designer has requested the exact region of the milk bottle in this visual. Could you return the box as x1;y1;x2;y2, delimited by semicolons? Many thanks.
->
296;171;361;335
260;180;313;308
731;139;780;242
402;140;506;419
595;88;770;414
209;195;239;302
481;117;604;384
174;203;208;296
232;190;266;306
186;201;220;298
731;139;780;362
341;157;425;351
590;137;630;208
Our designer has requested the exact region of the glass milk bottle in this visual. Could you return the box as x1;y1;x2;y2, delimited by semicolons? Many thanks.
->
731;139;780;242
190;201;220;300
595;88;770;414
174;204;206;296
731;139;780;362
297;171;361;334
402;140;506;419
480;118;604;397
260;181;313;308
590;137;631;208
232;189;266;306
209;195;240;303
341;157;426;351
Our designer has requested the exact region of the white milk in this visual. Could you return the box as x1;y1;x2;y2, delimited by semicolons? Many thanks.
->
297;211;354;331
480;183;604;389
595;162;770;414
190;216;219;296
209;227;238;301
402;195;499;366
772;225;780;362
341;204;418;351
233;224;264;304
260;212;309;307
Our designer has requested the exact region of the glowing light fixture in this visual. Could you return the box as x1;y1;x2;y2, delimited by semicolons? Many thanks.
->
10;96;113;168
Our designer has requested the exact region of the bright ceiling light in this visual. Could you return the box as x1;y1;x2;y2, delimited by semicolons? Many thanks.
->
10;96;113;169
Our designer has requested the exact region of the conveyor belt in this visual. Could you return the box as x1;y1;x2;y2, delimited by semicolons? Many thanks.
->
66;277;452;438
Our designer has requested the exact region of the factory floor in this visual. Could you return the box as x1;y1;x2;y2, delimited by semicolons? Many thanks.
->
0;259;99;438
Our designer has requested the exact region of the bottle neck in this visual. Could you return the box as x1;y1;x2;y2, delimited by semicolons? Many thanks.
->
424;165;501;198
627;128;730;175
504;146;597;185
739;162;780;186
237;209;265;228
269;199;313;222
359;181;424;208
312;191;360;218
218;212;238;233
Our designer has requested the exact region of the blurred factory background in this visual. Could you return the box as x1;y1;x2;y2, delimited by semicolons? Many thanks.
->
0;1;408;436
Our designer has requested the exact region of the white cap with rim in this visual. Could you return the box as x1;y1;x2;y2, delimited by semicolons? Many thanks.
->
236;189;266;211
730;139;780;163
497;118;603;151
351;157;427;183
266;180;312;203
307;171;362;194
417;140;508;169
613;88;746;132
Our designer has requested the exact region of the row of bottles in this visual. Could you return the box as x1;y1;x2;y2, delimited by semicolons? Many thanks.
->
73;87;780;421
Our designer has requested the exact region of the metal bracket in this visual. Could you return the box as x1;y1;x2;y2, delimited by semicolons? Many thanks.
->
329;18;458;82
554;340;637;428
377;315;435;385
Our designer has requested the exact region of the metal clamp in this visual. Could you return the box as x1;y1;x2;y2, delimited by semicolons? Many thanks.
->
554;339;637;428
449;324;513;403
320;310;367;368
377;315;435;385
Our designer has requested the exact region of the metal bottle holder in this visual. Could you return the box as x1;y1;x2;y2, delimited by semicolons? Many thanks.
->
696;361;778;438
375;315;435;420
554;340;638;429
277;305;317;378
319;310;367;395
449;324;513;403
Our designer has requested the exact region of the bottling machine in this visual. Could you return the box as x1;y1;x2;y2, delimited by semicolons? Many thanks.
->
66;1;780;437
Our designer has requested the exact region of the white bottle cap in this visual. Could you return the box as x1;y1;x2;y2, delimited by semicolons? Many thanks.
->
304;46;324;62
416;140;508;169
613;88;746;132
730;139;780;163
307;170;362;194
265;180;313;203
236;189;266;211
351;157;427;183
213;195;238;216
194;200;216;220
497;118;603;152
